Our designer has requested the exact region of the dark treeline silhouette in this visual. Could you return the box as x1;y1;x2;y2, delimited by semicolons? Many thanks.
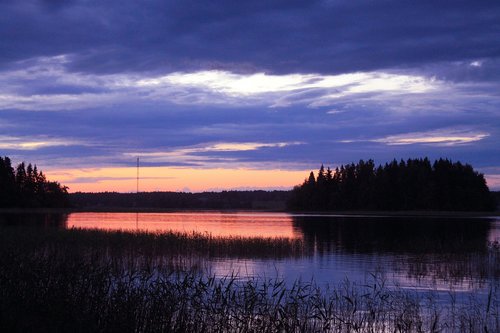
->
292;215;493;255
288;158;496;211
494;191;500;208
0;156;69;208
70;190;291;210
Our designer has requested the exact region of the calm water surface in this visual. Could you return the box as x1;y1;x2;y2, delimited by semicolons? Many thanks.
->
67;212;302;238
2;211;499;293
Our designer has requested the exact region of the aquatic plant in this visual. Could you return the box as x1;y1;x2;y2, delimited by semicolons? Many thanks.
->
0;227;499;332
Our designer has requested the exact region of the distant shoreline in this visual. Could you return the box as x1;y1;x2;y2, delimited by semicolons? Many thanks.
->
1;207;499;217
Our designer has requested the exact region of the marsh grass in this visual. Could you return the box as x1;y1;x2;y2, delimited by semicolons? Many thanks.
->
0;227;499;332
0;226;307;259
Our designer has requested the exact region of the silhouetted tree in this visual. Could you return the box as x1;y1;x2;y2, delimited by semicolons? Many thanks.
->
0;156;69;208
0;157;16;207
288;158;496;212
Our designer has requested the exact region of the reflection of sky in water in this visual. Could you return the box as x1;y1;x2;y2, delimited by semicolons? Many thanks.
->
67;212;301;238
209;253;494;293
488;218;500;242
209;254;385;286
15;212;500;293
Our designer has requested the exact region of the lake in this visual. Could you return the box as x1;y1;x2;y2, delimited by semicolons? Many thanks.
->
1;211;499;294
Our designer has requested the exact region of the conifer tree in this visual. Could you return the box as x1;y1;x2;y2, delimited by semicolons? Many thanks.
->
287;158;496;212
0;156;69;208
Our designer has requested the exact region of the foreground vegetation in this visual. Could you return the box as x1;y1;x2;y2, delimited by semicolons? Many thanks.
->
1;227;499;332
289;158;496;211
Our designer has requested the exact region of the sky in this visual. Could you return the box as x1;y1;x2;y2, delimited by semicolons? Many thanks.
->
1;0;500;192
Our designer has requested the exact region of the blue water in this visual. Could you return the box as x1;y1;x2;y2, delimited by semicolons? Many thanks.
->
1;211;499;293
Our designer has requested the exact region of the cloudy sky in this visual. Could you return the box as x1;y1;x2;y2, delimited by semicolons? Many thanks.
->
1;0;500;192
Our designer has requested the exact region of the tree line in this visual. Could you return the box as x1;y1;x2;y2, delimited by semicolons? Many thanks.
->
0;156;69;208
70;190;291;210
287;158;497;211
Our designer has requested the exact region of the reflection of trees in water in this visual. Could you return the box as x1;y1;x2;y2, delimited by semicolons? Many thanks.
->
393;249;500;286
0;213;68;228
292;216;492;254
293;216;499;283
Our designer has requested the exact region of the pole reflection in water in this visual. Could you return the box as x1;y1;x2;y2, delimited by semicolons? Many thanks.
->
66;212;301;238
2;211;499;291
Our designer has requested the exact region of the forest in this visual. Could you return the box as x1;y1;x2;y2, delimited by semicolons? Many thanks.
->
70;190;290;210
287;158;497;211
0;156;69;208
2;155;498;211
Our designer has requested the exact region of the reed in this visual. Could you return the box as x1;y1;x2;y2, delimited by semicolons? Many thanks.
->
0;227;499;332
0;226;307;259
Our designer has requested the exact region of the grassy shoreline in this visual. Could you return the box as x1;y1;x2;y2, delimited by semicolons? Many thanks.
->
0;227;307;259
1;226;499;332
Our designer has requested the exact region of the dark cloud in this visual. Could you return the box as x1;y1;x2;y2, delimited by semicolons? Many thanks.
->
1;0;499;76
23;83;108;95
40;0;75;10
1;0;500;190
3;96;498;169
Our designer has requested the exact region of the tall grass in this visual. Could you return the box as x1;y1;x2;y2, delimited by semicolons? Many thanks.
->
0;226;307;259
0;227;499;332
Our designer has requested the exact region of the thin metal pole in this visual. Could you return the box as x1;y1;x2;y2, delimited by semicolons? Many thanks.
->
136;157;139;229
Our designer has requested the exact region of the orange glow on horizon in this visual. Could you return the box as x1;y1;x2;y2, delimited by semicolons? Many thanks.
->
45;166;310;193
67;212;301;238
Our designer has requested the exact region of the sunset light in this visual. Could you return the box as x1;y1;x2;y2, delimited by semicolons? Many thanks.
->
2;1;500;331
46;166;309;193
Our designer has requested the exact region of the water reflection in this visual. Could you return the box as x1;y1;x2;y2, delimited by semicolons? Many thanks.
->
1;211;498;289
66;212;301;238
291;215;498;287
292;215;493;254
0;212;68;228
2;212;496;256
